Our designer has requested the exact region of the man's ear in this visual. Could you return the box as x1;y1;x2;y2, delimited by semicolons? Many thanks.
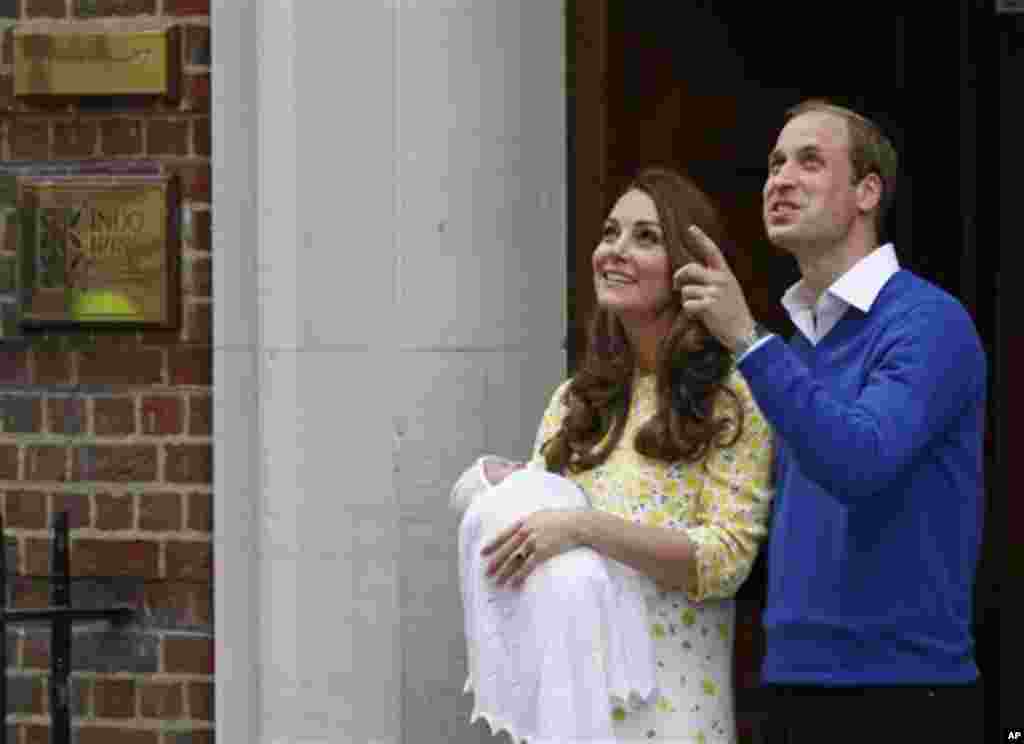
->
856;172;883;215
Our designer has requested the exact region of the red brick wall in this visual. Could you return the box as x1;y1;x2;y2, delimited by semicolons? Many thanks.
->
0;2;212;743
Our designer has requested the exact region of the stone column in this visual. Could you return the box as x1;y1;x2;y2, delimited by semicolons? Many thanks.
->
214;2;566;742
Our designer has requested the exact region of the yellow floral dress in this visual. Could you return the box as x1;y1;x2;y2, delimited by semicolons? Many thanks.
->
528;370;774;743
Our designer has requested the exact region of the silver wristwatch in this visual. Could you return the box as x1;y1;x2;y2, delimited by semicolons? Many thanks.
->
732;322;770;358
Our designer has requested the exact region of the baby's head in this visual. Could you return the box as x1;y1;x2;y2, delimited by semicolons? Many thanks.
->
449;456;524;515
483;459;525;485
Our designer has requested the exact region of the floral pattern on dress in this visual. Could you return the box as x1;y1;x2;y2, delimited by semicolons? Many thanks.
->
527;369;774;742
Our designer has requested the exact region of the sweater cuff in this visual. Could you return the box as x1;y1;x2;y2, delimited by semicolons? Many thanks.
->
734;333;776;363
735;333;785;379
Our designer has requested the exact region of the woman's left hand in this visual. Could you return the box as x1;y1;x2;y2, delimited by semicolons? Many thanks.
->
481;509;583;589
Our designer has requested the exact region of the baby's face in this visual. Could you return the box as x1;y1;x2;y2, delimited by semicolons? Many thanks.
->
483;460;524;485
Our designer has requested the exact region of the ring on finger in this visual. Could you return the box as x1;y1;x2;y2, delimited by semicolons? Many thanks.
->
510;556;531;586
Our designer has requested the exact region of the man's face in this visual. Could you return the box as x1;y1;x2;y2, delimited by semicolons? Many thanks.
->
763;111;863;255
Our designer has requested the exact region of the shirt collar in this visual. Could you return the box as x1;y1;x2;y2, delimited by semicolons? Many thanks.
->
781;243;900;314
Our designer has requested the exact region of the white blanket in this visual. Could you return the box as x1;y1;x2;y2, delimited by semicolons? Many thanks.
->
454;457;660;744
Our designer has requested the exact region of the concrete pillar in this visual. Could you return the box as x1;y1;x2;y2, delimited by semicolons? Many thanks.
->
214;2;566;742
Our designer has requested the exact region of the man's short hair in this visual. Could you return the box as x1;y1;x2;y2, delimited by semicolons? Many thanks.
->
786;99;899;236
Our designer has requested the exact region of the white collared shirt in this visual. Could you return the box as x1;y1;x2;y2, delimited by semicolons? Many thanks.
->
740;243;901;359
781;243;900;345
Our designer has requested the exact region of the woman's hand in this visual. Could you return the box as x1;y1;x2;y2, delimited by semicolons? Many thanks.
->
481;509;582;589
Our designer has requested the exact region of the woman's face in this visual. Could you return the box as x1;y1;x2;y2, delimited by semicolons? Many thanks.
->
592;189;674;321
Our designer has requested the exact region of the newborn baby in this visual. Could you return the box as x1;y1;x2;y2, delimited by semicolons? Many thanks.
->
452;455;660;744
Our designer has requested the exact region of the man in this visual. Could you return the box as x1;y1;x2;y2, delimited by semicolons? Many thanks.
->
673;100;986;741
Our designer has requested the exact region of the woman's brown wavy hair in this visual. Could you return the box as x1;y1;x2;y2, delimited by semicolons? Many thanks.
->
542;167;745;474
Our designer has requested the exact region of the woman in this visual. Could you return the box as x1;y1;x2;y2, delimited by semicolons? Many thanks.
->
482;167;774;742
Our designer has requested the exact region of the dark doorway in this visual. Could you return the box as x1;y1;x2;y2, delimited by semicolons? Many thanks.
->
567;2;1004;740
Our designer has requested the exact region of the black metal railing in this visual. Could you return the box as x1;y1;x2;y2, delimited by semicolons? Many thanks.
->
0;512;135;744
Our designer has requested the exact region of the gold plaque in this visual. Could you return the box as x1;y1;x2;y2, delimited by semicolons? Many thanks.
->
13;20;179;97
17;175;179;327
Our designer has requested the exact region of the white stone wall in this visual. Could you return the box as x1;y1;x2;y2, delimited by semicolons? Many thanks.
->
214;2;566;742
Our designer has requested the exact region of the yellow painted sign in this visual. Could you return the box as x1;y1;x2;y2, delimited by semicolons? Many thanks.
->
17;175;179;327
13;21;178;96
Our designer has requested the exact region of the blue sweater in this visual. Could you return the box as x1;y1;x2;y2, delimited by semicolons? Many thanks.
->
738;270;986;685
